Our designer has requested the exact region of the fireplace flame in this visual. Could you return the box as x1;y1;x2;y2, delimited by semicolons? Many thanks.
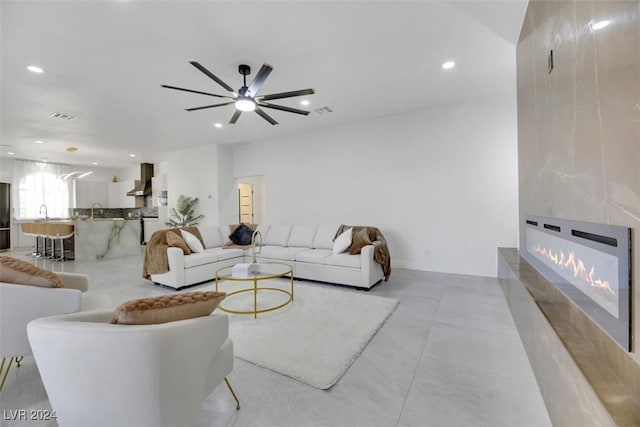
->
533;245;615;296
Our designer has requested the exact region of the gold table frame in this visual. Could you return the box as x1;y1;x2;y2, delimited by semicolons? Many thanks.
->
215;262;294;319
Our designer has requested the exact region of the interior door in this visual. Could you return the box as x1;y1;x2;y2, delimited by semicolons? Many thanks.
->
238;183;254;224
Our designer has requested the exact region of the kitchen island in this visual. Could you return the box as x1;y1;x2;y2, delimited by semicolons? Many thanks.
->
74;218;141;261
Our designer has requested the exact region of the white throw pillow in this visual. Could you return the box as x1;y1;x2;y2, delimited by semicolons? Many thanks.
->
180;229;204;253
332;227;353;255
219;225;232;244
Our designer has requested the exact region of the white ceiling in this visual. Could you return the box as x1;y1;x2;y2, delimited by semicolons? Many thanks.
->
0;0;528;170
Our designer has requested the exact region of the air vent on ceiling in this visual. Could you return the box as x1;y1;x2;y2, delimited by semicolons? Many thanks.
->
313;106;334;115
50;112;76;120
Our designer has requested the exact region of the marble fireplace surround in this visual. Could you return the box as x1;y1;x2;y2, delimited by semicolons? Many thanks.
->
498;249;639;426
516;0;640;423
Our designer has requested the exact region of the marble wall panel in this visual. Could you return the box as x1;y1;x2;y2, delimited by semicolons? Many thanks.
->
518;0;640;358
517;3;640;419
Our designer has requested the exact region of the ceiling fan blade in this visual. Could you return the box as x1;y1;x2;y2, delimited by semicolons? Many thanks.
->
255;107;278;125
185;102;234;112
257;88;315;101
189;61;235;93
258;102;310;115
247;63;273;96
229;110;243;124
161;84;232;99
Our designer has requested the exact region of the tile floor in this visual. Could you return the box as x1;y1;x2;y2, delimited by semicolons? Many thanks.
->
0;248;552;427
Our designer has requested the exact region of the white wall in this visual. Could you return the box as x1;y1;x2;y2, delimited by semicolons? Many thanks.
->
167;144;219;227
216;144;237;226
231;95;519;276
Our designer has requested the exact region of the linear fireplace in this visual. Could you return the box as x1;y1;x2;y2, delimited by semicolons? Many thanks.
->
523;215;632;351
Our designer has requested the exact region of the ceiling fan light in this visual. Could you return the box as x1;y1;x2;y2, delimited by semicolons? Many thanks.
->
235;97;256;112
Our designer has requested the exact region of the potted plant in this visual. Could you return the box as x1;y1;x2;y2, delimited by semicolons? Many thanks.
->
165;195;204;227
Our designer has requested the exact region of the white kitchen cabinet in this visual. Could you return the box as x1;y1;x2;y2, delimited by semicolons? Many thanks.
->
107;180;136;208
75;181;108;209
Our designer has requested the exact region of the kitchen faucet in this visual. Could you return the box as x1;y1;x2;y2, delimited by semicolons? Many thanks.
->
90;202;104;221
39;204;48;221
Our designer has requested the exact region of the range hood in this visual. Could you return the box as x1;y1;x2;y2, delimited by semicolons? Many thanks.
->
126;163;154;196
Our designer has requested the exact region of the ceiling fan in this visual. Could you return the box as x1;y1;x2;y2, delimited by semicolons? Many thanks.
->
161;61;316;125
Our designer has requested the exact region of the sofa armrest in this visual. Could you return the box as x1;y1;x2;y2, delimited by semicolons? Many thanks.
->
359;245;384;287
162;246;186;286
58;272;90;292
167;246;186;271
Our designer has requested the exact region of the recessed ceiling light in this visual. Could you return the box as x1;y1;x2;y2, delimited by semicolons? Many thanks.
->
7;152;15;155
129;154;136;158
92;162;99;165
442;61;456;70
214;123;223;128
27;65;44;73
591;20;610;30
300;100;310;106
34;140;44;144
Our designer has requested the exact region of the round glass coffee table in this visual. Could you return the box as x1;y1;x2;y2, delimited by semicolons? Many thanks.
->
215;262;294;318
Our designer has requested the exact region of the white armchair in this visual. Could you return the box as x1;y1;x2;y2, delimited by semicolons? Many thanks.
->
27;309;238;427
0;272;112;391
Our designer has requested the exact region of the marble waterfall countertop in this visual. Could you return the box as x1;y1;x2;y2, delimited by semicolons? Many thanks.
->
74;218;141;261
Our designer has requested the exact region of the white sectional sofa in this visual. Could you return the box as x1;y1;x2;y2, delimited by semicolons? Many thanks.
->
148;224;385;290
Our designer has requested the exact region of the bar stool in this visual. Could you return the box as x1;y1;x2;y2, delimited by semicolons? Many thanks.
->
21;223;40;257
37;223;52;258
48;224;74;261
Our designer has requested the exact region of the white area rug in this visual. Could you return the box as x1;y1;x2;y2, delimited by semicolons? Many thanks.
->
216;279;398;389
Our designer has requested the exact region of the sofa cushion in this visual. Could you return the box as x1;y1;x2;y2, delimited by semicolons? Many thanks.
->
264;225;292;246
326;253;361;268
349;227;372;255
0;256;65;288
255;224;270;241
181;230;204;253
110;291;226;325
229;223;254;245
199;226;224;249
295;249;333;264
312;225;339;249
288;225;318;247
166;231;191;255
333;227;353;254
258;245;308;261
208;247;245;261
183;251;220;268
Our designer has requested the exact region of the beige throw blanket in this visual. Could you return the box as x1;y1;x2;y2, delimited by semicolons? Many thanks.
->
334;225;392;281
142;226;204;280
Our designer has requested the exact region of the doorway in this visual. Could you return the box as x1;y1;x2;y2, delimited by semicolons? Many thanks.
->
238;182;254;224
